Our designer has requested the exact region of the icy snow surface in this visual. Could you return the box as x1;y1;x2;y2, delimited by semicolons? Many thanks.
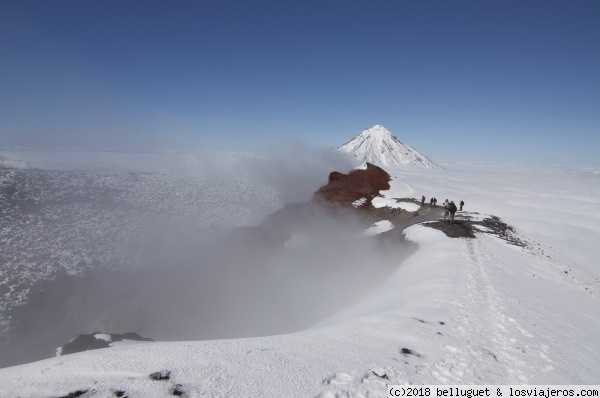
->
93;334;112;343
359;220;394;237
351;197;367;208
0;153;599;396
372;197;420;212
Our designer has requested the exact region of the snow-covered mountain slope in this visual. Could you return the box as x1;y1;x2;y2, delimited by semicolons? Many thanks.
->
338;125;441;169
0;214;597;396
0;165;598;396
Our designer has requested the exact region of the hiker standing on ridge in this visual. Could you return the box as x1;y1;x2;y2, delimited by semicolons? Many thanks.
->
433;197;437;206
460;200;464;211
443;199;449;221
421;195;426;205
448;200;458;223
429;197;434;206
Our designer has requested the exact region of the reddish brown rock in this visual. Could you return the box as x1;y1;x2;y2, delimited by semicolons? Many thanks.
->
314;163;391;207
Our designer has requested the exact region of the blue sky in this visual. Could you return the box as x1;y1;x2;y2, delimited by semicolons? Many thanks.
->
1;0;599;165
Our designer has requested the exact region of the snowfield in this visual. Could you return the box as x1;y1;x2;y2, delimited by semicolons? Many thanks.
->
0;152;598;397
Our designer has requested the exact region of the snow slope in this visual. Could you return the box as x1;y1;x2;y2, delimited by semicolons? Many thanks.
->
338;125;441;169
0;219;597;397
0;161;598;397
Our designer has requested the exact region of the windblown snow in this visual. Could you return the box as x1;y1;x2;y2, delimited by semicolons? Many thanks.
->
0;152;599;397
338;125;441;169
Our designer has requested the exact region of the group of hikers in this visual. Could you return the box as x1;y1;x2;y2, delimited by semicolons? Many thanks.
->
420;195;465;224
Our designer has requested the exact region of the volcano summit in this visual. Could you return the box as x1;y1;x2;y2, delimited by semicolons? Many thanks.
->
338;125;441;169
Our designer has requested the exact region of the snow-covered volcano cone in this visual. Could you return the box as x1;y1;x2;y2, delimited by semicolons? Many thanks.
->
338;125;441;169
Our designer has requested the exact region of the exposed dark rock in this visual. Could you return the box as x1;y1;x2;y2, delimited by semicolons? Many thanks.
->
170;384;185;396
58;390;88;398
150;370;171;381
425;213;527;247
479;216;525;247
425;219;476;239
118;332;153;342
59;332;153;356
60;333;110;355
400;347;422;357
372;370;389;380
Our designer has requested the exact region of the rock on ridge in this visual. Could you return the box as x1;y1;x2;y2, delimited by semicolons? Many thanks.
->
314;162;391;207
58;332;154;356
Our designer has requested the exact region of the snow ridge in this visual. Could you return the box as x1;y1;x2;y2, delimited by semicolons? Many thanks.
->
338;125;441;169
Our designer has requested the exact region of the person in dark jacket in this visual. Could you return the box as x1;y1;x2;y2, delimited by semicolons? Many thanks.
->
448;201;457;223
460;200;464;211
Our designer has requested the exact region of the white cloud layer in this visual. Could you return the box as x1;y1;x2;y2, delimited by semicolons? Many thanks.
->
385;162;600;275
0;155;31;169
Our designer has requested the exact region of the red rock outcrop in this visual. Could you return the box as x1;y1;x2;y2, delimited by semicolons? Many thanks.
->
313;163;391;207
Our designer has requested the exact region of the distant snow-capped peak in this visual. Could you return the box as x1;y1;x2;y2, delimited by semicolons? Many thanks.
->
337;125;441;169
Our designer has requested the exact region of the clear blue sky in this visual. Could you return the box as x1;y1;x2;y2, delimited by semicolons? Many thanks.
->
1;0;599;165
